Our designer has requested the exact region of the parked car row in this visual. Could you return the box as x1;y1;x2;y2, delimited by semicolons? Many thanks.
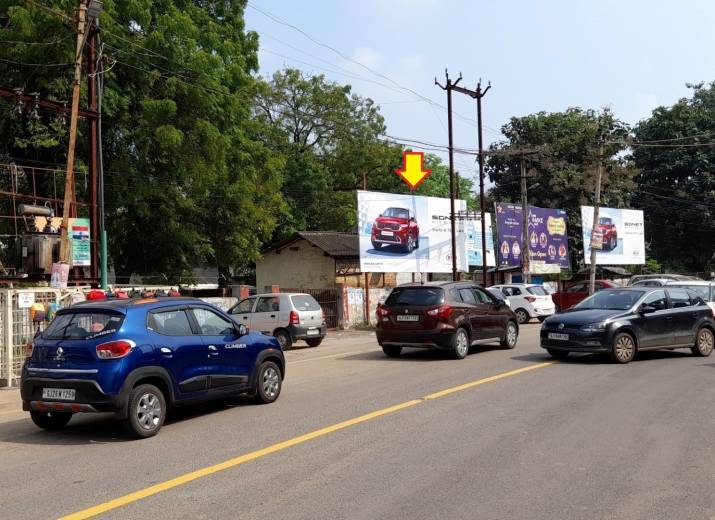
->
20;277;714;439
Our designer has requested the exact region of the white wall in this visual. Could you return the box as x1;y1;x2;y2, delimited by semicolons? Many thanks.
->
256;239;336;291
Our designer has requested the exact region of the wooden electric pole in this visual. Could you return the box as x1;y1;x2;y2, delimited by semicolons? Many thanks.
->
520;156;530;283
588;142;605;295
435;70;462;281
451;79;491;285
59;0;88;263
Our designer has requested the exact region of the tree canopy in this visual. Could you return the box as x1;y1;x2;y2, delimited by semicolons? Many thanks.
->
632;82;715;271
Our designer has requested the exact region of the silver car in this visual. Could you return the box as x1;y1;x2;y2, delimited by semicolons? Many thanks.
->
229;293;326;349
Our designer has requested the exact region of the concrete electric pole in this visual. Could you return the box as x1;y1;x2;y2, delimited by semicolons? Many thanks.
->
588;142;605;295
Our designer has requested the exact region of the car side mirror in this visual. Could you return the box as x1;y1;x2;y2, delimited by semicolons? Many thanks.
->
639;304;656;314
410;217;416;222
237;324;248;336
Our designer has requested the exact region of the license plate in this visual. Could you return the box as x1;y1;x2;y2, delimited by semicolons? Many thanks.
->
548;333;569;341
396;315;419;322
381;231;394;237
42;388;75;400
306;329;320;336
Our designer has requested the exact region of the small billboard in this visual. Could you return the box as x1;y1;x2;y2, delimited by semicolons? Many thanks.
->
581;206;645;265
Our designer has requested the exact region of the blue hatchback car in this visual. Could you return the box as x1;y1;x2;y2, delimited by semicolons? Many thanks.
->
20;298;285;438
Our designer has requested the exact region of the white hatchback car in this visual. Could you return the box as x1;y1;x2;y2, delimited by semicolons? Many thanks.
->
490;284;556;324
228;293;326;349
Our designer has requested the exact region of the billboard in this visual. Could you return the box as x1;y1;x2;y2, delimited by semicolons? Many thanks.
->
70;218;91;266
495;203;570;271
465;212;496;267
581;206;645;265
358;190;469;273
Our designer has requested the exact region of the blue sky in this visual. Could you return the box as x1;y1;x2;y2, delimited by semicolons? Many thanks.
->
246;0;715;181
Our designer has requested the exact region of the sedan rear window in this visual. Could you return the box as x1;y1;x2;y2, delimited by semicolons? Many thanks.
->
526;286;548;296
291;294;321;311
668;284;712;301
43;311;124;340
385;287;444;306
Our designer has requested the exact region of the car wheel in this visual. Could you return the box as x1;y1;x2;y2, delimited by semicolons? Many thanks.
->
274;329;292;350
405;235;415;253
691;327;714;357
451;327;470;359
29;410;72;431
514;308;529;324
546;349;570;360
611;332;636;364
306;338;323;348
124;384;166;438
500;320;518;349
254;361;282;404
382;345;402;357
371;240;381;250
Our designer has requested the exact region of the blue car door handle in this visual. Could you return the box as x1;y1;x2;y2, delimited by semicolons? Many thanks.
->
208;345;219;356
160;347;173;355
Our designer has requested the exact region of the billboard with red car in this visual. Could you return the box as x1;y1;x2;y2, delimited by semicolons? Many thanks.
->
358;190;469;273
581;206;645;264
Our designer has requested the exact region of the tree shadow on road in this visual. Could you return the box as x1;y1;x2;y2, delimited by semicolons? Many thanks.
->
0;396;256;446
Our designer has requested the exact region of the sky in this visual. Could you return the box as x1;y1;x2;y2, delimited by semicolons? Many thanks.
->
246;0;715;182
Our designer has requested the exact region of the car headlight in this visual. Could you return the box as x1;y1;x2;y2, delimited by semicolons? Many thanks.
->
581;322;607;333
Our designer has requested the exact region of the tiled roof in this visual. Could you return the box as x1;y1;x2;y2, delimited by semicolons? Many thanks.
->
263;232;359;258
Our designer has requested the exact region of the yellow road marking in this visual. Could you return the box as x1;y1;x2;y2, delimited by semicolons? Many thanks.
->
59;361;555;520
424;362;556;400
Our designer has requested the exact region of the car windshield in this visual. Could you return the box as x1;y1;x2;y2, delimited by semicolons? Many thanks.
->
526;286;548;296
385;287;443;306
574;290;645;310
42;310;125;340
383;208;409;219
291;294;321;311
598;218;612;225
668;284;712;301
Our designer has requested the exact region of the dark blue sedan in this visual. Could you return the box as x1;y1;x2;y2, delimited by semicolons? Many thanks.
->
541;287;715;363
21;298;284;437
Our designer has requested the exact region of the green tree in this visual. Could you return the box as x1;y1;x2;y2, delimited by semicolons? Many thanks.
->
0;0;284;283
256;68;405;236
486;108;637;266
632;83;715;272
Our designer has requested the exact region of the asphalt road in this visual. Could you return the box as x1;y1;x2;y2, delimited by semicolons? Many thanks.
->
1;325;714;520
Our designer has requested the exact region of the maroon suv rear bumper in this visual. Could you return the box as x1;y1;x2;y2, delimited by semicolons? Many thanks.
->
376;326;455;349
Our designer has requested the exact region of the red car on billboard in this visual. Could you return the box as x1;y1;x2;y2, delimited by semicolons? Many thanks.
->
371;207;420;253
596;217;618;251
551;279;619;310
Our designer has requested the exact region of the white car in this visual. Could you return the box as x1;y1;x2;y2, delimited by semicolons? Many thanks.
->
228;293;326;349
490;284;556;324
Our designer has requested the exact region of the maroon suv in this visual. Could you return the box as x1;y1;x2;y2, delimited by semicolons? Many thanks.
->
596;217;618;251
371;207;419;253
376;282;519;359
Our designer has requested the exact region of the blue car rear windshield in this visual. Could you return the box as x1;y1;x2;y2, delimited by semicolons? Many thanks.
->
385;288;444;306
43;311;125;340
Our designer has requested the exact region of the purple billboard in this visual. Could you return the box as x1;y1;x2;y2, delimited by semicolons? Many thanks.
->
495;203;570;271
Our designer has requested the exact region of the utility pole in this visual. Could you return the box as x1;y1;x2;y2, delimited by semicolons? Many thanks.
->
589;141;604;295
520;156;531;283
59;0;89;263
435;70;461;281
451;79;491;284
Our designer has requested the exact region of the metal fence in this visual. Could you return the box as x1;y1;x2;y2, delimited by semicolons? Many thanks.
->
281;288;339;328
0;287;88;387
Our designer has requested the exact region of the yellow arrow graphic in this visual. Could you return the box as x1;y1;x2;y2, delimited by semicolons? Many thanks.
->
395;151;432;190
